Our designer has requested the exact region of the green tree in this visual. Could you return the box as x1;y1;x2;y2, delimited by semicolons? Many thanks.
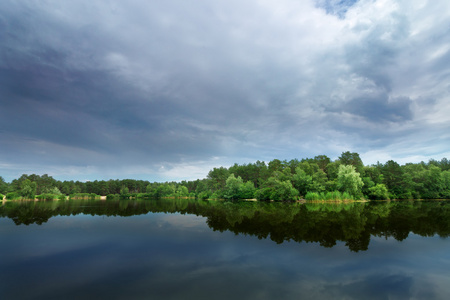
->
254;160;270;187
271;179;299;201
361;176;375;198
268;159;283;173
439;158;450;171
239;181;256;199
207;167;230;192
368;184;389;200
254;187;272;201
20;179;37;199
262;177;299;201
364;165;384;185
298;161;320;176
175;185;189;197
48;187;62;195
120;186;130;197
314;155;331;171
441;170;450;198
194;179;209;196
422;165;444;199
310;169;328;193
223;174;244;200
271;168;292;182
0;176;8;194
325;161;341;181
292;167;312;196
337;165;364;199
156;183;176;197
286;159;301;174
401;163;426;199
339;151;365;175
382;160;408;199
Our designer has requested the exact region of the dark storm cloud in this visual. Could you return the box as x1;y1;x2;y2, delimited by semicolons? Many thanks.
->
333;94;413;123
0;0;302;164
0;62;146;152
1;0;450;181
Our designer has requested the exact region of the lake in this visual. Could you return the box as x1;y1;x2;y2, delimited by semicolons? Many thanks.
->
1;198;449;299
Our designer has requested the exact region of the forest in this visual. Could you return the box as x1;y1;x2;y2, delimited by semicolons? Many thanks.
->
1;152;450;201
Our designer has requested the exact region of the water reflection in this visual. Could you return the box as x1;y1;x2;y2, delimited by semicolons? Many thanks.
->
1;199;449;252
1;199;450;299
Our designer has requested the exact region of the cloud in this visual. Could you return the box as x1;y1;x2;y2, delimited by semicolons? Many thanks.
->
335;94;413;123
315;0;360;18
1;0;450;181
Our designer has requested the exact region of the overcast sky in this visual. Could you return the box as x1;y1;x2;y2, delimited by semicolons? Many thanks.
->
1;0;449;182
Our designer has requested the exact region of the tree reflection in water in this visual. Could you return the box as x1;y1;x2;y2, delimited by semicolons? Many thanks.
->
1;199;449;252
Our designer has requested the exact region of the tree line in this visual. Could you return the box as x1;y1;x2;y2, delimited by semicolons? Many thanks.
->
1;151;450;201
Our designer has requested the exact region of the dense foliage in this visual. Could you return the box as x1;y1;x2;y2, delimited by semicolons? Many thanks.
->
1;152;450;201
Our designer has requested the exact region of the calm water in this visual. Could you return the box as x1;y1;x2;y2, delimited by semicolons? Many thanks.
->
1;199;449;299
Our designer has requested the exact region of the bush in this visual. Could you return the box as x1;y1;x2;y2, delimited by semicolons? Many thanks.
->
270;180;299;201
89;193;100;199
323;191;342;200
106;194;119;200
210;191;223;199
119;193;131;199
305;192;321;201
304;191;355;201
255;188;272;201
69;193;87;199
197;191;211;200
36;194;58;200
368;184;390;200
341;192;354;200
257;177;298;201
239;181;256;199
0;193;4;200
397;191;413;200
6;192;21;200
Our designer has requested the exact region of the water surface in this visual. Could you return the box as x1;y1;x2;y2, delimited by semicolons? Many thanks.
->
1;199;449;299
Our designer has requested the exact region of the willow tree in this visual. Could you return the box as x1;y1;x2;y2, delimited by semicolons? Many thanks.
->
337;165;364;199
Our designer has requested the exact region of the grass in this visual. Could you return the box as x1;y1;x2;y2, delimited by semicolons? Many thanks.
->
305;191;356;201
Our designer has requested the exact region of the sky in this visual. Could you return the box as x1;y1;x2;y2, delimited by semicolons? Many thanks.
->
1;0;449;182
